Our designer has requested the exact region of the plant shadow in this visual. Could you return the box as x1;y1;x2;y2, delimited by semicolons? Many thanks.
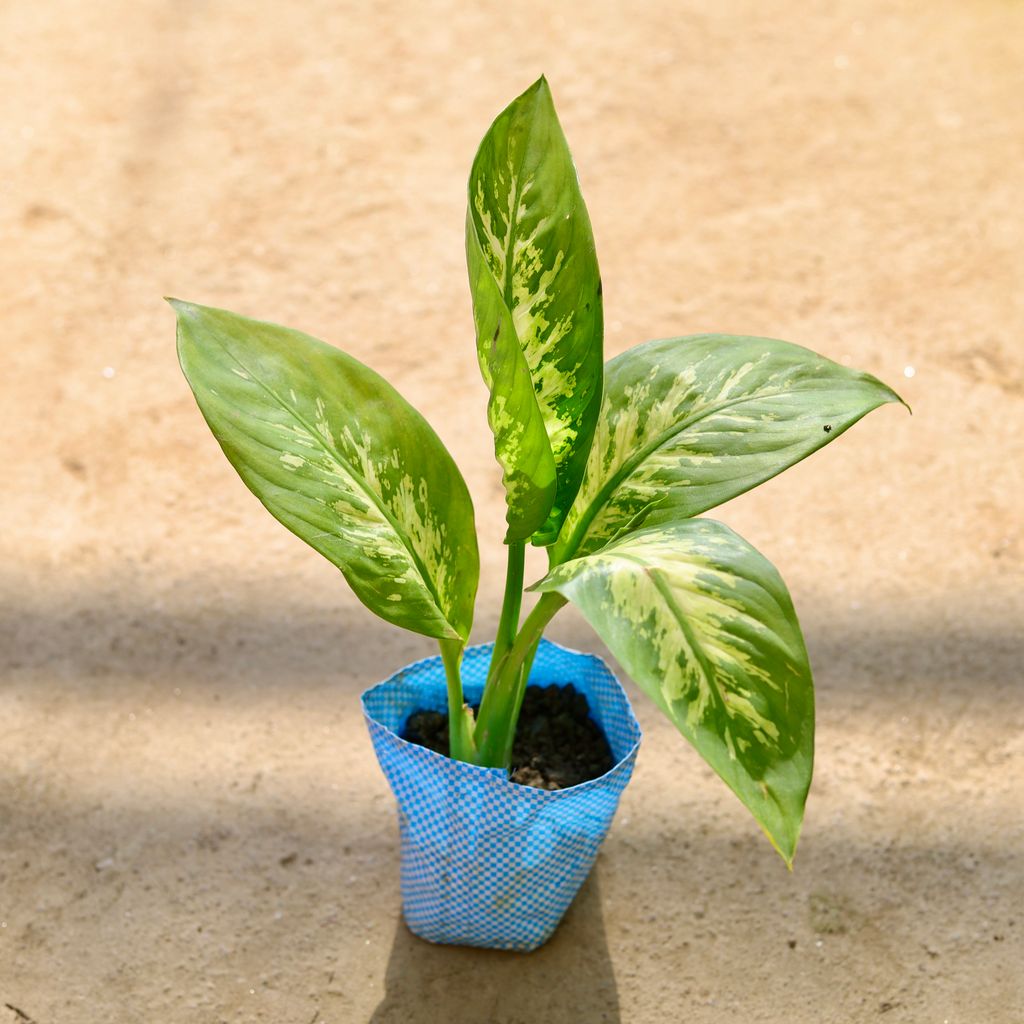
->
367;872;620;1024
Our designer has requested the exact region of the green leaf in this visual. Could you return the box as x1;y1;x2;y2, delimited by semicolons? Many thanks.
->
173;300;479;641
467;76;604;544
534;519;813;864
552;335;906;562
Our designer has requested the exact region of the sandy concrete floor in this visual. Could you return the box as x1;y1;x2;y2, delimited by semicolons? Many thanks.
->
2;1;1023;1021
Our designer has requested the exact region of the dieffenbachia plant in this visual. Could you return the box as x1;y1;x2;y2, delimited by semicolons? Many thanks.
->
173;77;905;865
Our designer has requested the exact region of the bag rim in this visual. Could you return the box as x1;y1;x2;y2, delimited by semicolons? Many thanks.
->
361;637;642;798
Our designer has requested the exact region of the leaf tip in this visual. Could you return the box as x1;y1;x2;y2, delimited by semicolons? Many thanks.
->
166;296;198;320
520;74;553;108
867;373;911;416
765;824;799;870
882;381;912;416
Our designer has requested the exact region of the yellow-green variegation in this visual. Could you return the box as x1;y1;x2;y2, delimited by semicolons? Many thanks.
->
551;334;906;563
535;519;814;864
174;301;478;643
467;77;603;544
170;78;909;862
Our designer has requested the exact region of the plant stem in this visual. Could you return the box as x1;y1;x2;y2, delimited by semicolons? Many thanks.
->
439;638;477;764
487;540;526;683
473;591;567;767
502;633;542;749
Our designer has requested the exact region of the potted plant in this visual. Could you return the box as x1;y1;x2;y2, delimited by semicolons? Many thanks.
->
172;77;905;951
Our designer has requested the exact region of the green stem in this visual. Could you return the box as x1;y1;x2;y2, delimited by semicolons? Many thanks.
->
503;634;542;749
473;591;567;767
440;638;477;764
487;541;526;683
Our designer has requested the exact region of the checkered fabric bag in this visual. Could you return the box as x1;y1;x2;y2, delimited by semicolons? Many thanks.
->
362;638;642;951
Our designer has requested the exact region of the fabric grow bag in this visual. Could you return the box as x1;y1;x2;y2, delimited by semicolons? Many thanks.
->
362;638;642;952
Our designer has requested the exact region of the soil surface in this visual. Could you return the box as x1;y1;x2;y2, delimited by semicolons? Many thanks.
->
404;683;615;790
3;2;1024;1023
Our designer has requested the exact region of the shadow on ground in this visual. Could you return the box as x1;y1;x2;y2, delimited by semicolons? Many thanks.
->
3;578;1022;696
368;875;620;1024
0;763;1020;1021
2;577;1022;1020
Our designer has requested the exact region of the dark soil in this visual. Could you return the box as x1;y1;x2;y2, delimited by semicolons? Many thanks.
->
402;683;615;790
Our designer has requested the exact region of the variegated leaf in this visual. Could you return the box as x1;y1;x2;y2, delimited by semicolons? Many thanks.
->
174;300;478;641
552;335;905;563
466;225;556;541
467;76;603;544
534;519;813;864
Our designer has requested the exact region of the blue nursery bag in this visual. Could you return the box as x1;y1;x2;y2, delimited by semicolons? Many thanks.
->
361;638;642;952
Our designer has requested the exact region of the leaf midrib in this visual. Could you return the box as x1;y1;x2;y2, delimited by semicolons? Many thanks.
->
607;549;729;724
559;378;844;561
